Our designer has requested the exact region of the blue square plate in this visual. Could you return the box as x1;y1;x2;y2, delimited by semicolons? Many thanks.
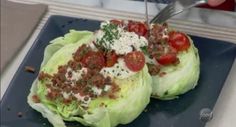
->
1;15;236;127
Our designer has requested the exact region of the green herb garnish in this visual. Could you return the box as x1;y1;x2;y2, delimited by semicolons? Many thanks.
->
97;23;120;51
141;46;148;54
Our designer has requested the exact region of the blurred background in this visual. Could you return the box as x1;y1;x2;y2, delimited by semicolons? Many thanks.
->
49;0;235;11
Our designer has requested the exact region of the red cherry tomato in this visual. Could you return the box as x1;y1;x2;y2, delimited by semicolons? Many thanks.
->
168;31;190;52
124;51;145;72
106;51;118;67
81;51;105;70
128;21;148;37
110;19;124;26
157;53;178;65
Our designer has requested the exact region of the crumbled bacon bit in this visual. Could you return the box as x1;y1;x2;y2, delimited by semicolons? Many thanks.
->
38;72;45;80
149;24;168;43
72;86;80;94
104;77;112;85
63;98;72;104
84;96;89;101
108;94;117;99
68;71;72;78
147;63;161;76
64;85;72;93
91;74;105;88
82;87;90;95
159;72;167;77
111;84;120;93
68;60;79;70
73;44;91;62
46;90;60;100
173;58;180;65
38;72;52;81
45;83;51;88
57;73;66;82
25;66;35;73
32;95;40;103
58;65;67;74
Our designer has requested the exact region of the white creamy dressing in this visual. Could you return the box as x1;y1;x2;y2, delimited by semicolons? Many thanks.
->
100;58;136;79
74;93;85;101
74;93;91;107
65;67;87;86
96;21;148;55
46;88;51;93
62;92;70;99
91;86;103;95
88;42;98;51
103;85;111;92
162;28;169;39
111;31;147;54
145;55;157;65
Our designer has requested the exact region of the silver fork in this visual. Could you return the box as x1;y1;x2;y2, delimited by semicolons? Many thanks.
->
150;0;207;24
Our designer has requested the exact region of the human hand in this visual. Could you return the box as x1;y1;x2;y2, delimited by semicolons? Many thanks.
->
208;0;226;7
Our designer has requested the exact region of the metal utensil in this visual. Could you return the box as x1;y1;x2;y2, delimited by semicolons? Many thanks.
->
144;0;149;23
150;0;207;24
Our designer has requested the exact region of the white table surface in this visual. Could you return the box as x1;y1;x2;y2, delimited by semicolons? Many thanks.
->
1;0;236;127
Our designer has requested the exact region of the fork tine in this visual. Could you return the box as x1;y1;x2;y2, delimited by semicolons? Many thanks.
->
150;4;173;23
151;3;175;23
159;5;176;22
151;1;176;23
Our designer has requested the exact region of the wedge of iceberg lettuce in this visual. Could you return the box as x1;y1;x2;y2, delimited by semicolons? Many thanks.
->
28;30;152;127
151;37;200;100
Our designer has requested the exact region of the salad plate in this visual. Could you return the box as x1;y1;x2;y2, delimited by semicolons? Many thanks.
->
1;15;236;127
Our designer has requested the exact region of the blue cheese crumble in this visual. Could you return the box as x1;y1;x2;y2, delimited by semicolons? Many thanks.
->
100;58;136;79
95;21;148;55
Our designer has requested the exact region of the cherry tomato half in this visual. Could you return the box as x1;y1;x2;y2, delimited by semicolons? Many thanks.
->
168;31;190;52
157;53;178;65
81;51;105;70
106;51;118;67
128;21;148;37
124;51;145;72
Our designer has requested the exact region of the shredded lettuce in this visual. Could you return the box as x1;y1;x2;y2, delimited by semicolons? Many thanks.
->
28;30;152;127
